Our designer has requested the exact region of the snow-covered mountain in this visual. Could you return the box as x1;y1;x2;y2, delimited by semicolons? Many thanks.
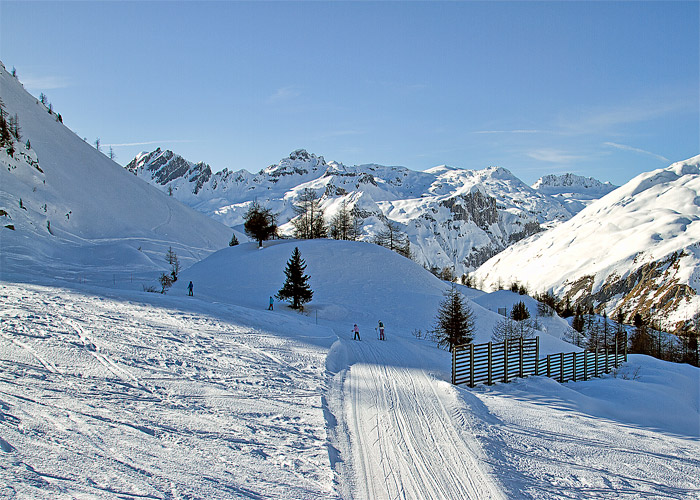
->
126;148;608;274
532;173;618;213
474;155;700;331
0;62;231;281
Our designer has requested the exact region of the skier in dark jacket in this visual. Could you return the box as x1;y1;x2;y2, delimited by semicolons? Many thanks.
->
187;281;193;296
377;320;385;341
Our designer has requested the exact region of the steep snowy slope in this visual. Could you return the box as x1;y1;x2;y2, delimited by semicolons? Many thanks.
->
0;62;231;280
127;148;594;274
474;155;700;330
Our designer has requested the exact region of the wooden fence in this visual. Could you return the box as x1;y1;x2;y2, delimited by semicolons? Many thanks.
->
452;336;627;388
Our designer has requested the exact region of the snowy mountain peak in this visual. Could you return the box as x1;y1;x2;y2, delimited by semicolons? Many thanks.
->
533;173;617;194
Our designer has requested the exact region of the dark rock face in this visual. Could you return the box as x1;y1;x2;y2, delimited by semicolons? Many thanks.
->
440;191;498;231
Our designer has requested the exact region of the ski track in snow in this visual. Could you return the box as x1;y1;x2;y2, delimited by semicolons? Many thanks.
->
329;336;504;500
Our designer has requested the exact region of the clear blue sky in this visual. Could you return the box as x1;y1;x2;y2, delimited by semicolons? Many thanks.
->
1;1;697;185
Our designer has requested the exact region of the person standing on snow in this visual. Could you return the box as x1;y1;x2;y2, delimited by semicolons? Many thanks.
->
352;324;361;341
377;320;385;341
268;296;274;310
187;281;194;296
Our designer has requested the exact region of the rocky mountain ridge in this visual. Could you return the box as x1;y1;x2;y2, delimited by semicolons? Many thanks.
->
126;148;610;274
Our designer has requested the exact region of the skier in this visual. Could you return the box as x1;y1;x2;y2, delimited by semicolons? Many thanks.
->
352;324;361;341
377;320;385;341
187;281;194;296
268;296;274;311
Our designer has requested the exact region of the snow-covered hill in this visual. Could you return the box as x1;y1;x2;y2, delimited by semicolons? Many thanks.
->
126;148;608;274
2;239;698;499
0;62;231;281
474;155;700;331
532;173;618;213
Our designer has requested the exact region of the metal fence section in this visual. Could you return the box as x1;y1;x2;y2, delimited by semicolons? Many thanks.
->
452;336;627;388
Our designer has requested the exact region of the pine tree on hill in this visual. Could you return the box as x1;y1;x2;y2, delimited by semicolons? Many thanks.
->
292;188;327;239
431;286;475;351
243;201;278;247
276;247;313;310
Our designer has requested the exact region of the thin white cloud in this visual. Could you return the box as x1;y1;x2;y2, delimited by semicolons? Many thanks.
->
266;86;301;104
22;75;72;91
473;129;545;135
603;142;670;163
527;148;585;164
105;140;194;148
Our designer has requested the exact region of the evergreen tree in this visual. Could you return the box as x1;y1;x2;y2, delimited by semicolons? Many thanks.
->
229;233;239;246
291;188;327;239
94;138;101;152
614;310;627;350
276;247;313;310
165;247;180;282
243;201;278;247
108;146;116;160
630;313;652;354
431;287;475;351
572;305;585;333
510;301;531;321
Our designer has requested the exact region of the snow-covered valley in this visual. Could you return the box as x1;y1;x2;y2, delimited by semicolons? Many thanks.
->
2;241;699;499
1;58;699;500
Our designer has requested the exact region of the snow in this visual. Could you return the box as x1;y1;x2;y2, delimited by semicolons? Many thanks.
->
2;60;699;499
473;155;700;327
2;239;699;499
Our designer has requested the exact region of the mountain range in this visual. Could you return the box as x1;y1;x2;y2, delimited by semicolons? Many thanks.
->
125;148;616;274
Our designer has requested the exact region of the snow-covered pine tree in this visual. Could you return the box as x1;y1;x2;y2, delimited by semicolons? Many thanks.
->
276;247;313;310
431;286;475;351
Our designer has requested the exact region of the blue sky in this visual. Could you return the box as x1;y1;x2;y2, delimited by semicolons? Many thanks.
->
1;1;697;185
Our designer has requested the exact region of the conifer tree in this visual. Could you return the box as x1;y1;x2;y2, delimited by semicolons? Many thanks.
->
276;247;313;310
431;287;475;351
244;201;278;247
165;247;180;282
510;301;531;321
229;233;239;246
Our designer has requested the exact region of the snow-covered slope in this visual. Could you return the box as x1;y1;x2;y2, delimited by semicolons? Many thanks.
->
474;155;700;330
533;173;618;213
0;62;231;280
126;148;605;274
2;238;698;499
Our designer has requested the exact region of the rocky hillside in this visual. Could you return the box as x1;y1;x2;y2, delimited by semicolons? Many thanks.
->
532;173;618;214
473;155;700;331
126;148;598;274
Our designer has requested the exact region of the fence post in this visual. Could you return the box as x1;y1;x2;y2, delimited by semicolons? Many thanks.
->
584;351;589;381
547;354;551;378
615;339;619;368
624;332;628;362
605;347;609;373
573;352;577;382
594;348;599;378
535;336;540;376
519;337;524;378
452;347;456;385
504;339;509;383
469;343;475;388
487;342;493;385
559;352;565;383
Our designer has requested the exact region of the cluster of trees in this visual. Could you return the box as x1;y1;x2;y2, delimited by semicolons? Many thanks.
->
0;97;21;156
492;300;537;342
158;247;181;293
241;190;412;260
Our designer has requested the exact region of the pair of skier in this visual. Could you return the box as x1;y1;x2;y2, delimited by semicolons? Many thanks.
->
352;321;385;341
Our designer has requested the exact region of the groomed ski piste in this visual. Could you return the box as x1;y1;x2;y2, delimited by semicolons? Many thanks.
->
2;239;699;499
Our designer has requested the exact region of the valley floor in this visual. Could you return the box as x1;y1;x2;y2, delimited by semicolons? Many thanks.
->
1;280;699;499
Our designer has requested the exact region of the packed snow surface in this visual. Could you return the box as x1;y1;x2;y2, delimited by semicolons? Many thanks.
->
2;240;699;499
